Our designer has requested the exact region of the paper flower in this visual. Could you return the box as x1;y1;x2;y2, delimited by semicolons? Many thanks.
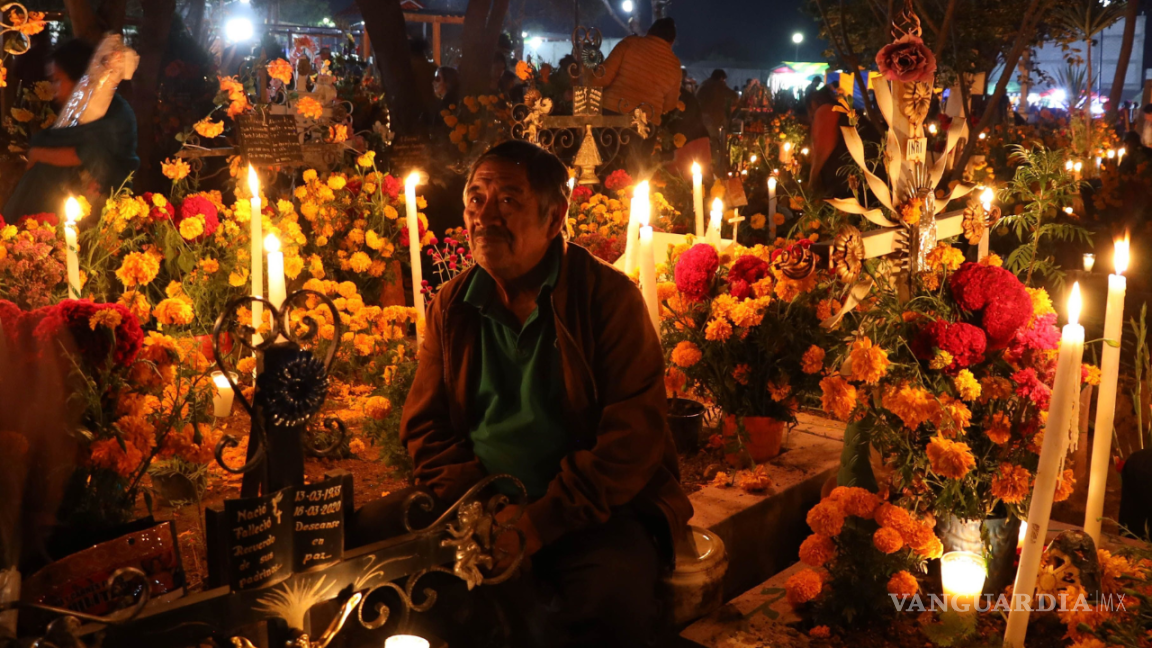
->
875;34;937;83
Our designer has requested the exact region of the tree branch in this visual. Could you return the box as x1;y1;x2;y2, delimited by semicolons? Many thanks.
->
815;0;886;134
911;0;940;37
62;0;102;44
599;0;632;34
931;0;957;61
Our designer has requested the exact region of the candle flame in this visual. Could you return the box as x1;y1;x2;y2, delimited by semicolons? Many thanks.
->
1119;147;1127;158
691;161;701;177
212;372;232;389
978;132;986;140
64;196;81;224
801;147;810;156
749;154;757;164
247;165;259;195
928;123;938;135
405;171;420;189
264;233;281;253
783;142;792;152
567;176;575;191
1068;282;1082;326
979;187;994;207
634;179;649;198
711;197;723;215
1074;161;1083;172
1115;234;1130;275
1065;160;1074;171
768;176;777;191
1107;149;1116;159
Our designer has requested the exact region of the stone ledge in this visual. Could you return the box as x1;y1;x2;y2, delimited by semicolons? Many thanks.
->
688;414;845;602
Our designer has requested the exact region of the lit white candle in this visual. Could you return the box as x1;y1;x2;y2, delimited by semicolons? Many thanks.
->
566;177;576;239
405;173;426;348
384;637;429;648
265;234;286;309
1085;236;1129;544
768;176;778;239
978;187;994;260
1118;147;1127;165
211;371;238;417
624;180;649;275
64;196;82;299
1005;283;1085;648
1073;160;1083;181
1083;253;1096;272
941;551;987;612
248;166;264;340
638;215;659;330
691;162;704;238
780;141;793;165
1106;149;1115;161
707;198;723;249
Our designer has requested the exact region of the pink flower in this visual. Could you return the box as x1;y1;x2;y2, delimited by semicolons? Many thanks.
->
1013;367;1051;410
875;35;937;83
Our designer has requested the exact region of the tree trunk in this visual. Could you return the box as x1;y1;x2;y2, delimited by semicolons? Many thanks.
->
187;0;208;47
932;0;958;61
1018;49;1033;115
131;0;176;191
1085;36;1093;159
62;0;101;43
814;0;886;134
1107;0;1139;123
357;0;426;137
458;0;512;96
950;0;1051;181
96;0;128;34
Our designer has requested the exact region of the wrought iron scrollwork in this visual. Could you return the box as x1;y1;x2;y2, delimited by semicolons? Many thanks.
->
210;289;345;476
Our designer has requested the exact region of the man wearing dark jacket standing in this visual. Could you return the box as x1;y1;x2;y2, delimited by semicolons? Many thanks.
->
351;141;692;647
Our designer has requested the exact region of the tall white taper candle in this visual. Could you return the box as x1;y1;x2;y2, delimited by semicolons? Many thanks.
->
1084;236;1129;544
405;173;426;349
1004;283;1086;647
64;196;82;299
691;162;704;239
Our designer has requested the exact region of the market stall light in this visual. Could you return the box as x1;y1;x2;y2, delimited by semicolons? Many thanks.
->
622;0;634;12
225;16;254;43
530;37;543;49
792;32;804;44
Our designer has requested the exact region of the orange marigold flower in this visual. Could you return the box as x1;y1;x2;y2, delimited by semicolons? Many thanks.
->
820;375;857;421
801;345;825;374
365;396;392;420
984;411;1012;445
1082;364;1102;387
671;340;702;368
927;436;976;479
704;318;732;342
732;363;751;385
799;534;836;567
809;626;830;638
267;58;293;84
297;96;324;119
979;376;1014;404
881;382;937;430
873;527;904;554
806;500;845;537
785;569;824;606
848;336;889;384
887;571;920;597
1054;469;1076;502
875;503;913;532
116;251;160;287
830;486;880;518
991;462;1032;504
154;298;194;326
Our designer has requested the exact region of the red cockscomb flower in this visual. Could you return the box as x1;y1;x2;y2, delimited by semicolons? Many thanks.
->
949;263;1032;348
34;300;143;368
727;254;770;301
912;319;987;372
142;193;176;222
381;174;401;201
674;243;720;302
177;195;220;241
604;169;633;192
571;185;593;204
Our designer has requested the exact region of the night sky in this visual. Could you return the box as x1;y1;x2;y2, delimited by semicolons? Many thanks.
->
329;0;827;65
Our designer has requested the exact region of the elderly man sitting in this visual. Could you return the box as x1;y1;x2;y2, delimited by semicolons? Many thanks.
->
351;141;692;647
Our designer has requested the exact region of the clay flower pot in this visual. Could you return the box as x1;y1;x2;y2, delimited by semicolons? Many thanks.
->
722;415;785;465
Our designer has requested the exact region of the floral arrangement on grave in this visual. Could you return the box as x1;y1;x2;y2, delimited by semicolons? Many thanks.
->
169;41;360;190
0;298;217;530
568;170;684;263
439;93;512;160
785;251;1080;625
827;1;974;276
0;6;50;160
660;237;839;467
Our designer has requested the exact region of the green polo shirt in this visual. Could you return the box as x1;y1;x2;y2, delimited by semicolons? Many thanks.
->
463;248;568;500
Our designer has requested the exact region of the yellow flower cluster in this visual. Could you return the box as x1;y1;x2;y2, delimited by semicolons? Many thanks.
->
162;157;190;181
953;369;981;401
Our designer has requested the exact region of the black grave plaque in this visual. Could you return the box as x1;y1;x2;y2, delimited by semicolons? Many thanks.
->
292;476;345;571
236;113;304;167
222;487;294;590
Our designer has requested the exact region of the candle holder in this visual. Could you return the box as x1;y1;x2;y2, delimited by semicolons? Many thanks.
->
210;289;349;495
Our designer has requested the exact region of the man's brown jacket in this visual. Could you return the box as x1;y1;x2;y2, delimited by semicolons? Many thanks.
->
400;240;693;557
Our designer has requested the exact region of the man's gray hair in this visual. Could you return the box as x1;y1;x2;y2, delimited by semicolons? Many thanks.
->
465;141;572;222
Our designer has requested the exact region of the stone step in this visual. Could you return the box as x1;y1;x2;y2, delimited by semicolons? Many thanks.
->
687;412;844;603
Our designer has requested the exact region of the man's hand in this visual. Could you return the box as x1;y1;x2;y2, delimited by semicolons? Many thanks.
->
492;504;542;573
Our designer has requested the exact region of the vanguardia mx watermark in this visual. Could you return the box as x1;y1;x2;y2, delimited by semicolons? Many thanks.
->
890;592;1129;613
